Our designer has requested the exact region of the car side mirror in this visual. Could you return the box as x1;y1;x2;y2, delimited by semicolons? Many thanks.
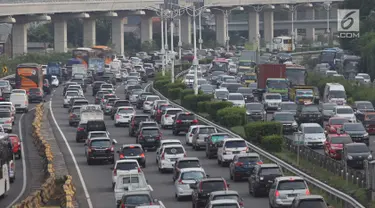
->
206;174;210;178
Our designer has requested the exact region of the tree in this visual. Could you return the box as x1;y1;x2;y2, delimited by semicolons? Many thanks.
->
96;18;112;46
27;23;53;44
124;32;140;54
141;41;158;53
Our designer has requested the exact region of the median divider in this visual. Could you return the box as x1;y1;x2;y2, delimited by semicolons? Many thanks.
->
13;104;76;208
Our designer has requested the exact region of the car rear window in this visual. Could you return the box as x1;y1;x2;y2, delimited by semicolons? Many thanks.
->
164;146;184;154
201;181;226;192
142;129;159;135
225;140;246;148
178;160;200;168
122;146;143;156
141;123;157;128
66;92;79;96
116;162;139;171
212;204;238;208
122;177;140;184
115;101;131;106
118;108;135;114
260;167;282;176
87;121;106;131
134;116;149;122
74;101;89;106
178;114;195;120
29;88;41;92
146;96;159;101
298;199;326;208
199;127;216;134
72;108;81;114
210;135;230;143
104;95;117;99
181;171;205;180
166;110;182;115
94;82;105;88
238;156;260;163
124;195;150;204
277;180;307;190
213;194;239;201
90;140;111;147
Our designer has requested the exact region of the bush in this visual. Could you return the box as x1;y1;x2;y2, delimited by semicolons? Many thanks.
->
182;94;198;110
180;89;194;101
261;135;283;152
154;79;170;91
197;101;208;112
205;101;233;121
216;107;246;128
199;58;213;64
168;88;182;100
244;122;283;144
166;82;186;90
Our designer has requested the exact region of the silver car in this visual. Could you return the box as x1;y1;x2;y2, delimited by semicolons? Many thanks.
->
174;167;206;200
0;109;13;132
269;176;310;208
63;91;80;107
192;126;217;150
114;106;136;126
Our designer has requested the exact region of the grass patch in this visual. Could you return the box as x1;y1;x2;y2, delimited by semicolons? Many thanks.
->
231;125;246;138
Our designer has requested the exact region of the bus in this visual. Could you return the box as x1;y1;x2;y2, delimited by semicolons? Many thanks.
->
0;133;14;197
284;62;307;86
267;36;294;52
15;63;44;92
91;46;113;65
72;47;96;67
210;58;229;73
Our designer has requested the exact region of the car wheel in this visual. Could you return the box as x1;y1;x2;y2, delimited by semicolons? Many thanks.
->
76;137;80;143
87;159;92;165
114;123;119;127
253;186;259;197
217;159;221;165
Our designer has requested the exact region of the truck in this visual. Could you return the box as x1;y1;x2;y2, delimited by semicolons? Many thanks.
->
89;58;105;75
72;64;87;78
289;85;320;104
257;64;288;101
238;50;258;73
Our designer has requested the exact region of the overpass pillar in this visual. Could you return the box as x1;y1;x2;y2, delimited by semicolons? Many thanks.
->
180;14;191;45
140;15;153;43
263;11;274;43
54;20;68;53
215;13;227;46
12;23;27;56
83;19;96;47
305;8;315;41
248;11;260;48
112;17;125;55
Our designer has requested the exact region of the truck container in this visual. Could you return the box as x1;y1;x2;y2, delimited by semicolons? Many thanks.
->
257;64;286;89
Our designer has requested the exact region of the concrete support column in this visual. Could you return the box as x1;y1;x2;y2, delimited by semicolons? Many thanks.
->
140;15;153;43
305;8;315;41
12;23;27;56
83;19;96;47
248;11;260;47
263;11;274;43
180;14;191;45
112;17;125;54
54;20;68;53
215;12;226;46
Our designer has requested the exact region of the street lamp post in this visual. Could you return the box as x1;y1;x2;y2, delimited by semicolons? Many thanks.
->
178;9;182;60
171;19;175;83
160;9;166;76
323;1;332;46
198;12;203;50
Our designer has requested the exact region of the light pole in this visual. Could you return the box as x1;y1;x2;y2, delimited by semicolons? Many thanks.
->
322;1;332;46
198;12;203;50
160;9;166;76
178;9;182;60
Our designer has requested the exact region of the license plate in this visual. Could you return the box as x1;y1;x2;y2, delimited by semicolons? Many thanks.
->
288;194;297;197
233;151;240;154
147;139;155;142
15;104;20;107
170;158;177;161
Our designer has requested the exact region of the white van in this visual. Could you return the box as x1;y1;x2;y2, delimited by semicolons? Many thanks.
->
323;83;347;105
10;93;29;113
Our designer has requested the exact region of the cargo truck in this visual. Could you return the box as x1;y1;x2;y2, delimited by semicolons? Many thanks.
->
289;85;320;104
257;64;289;101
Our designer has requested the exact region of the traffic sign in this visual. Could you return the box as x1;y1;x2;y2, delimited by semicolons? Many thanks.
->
2;66;7;73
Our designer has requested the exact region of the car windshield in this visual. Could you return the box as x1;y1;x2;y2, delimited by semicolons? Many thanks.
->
337;108;353;114
260;167;282;176
116;162;139;171
90;133;107;138
281;103;297;111
331;136;352;144
199;127;216;134
366;114;375;120
357;102;374;110
66;92;79;96
166;110;181;115
344;124;365;131
225;140;246;148
228;95;243;100
178;160;200;168
201;181;226;192
30;88;41;93
179;114;195;120
140;94;152;99
265;95;281;100
246;104;263;111
216;91;229;98
323;103;337;111
277;180;307;190
304;126;323;134
122;147;143;156
90;140;111;147
118;108;135;114
212;204;238;208
124;195;150;204
274;113;294;121
164;146;184;154
347;144;369;153
330;90;346;98
237;88;252;94
298;199;326;208
134;116;149;122
0;112;10;117
181;171;204;180
213;195;239;201
72;108;81;114
142;129;159;136
267;80;288;89
302;106;319;112
330;118;348;125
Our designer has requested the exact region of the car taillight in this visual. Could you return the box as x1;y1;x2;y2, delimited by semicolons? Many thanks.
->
140;153;145;158
306;189;310;195
165;114;169;118
157;110;161;113
190;134;193;137
192;119;198;124
161;153;165;160
275;190;280;197
257;161;263;165
239;201;244;207
25;101;28;105
184;152;187;157
110;146;114;151
119;154;124;159
116;114;120;119
101;98;104;102
77;127;84;131
235;162;243;167
5;119;11;124
176;120;182;124
121;204;125;208
26;91;30;95
178;179;184;184
113;168;117;176
88;147;92;153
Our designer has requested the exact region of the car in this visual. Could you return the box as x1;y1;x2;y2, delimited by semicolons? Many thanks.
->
111;159;141;188
343;143;373;168
324;117;349;135
9;93;28;113
229;153;262;181
100;94;117;109
117;190;158;208
94;90;110;104
160;108;183;129
205;199;241;208
172;112;198;135
71;78;87;92
129;114;151;137
63;91;80;108
341;122;369;145
137;127;162;150
324;133;353;160
117;144;146;168
248;163;284;197
226;93;245;107
174;167;207;200
43;78;52;94
99;83;114;92
191;177;229;208
217;138;248;166
333;105;356;122
92;81;107;96
268;176;311;208
191;126;217;150
135;121;159;137
205;133;231;159
157;144;186;173
185;125;206;145
278;102;298;116
0;102;16;120
87;131;110;140
353;101;375;122
125;84;142;99
245;103;265;122
271;112;298;134
155;104;173;123
85;137;116;165
51;75;59;87
103;97;119;115
137;92;153;109
298;123;326;148
9;134;21;159
69;99;88;113
156;139;182;160
28;87;44;103
67;85;83;96
11;89;26;94
214;88;229;100
295;104;324;126
63;82;78;95
129;89;144;104
321;102;337;120
114;106;135;127
0;109;13;132
68;106;81;126
110;100;132;119
207;190;244;208
76;121;88;142
143;96;161;112
199;84;214;94
172;157;201;181
151;100;169;118
291;195;329;208
363;111;375;134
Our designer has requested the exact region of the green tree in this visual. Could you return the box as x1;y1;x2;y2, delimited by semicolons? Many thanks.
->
124;32;140;54
27;23;53;44
96;18;112;46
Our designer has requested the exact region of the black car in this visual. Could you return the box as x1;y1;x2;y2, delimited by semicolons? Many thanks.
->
145;67;155;77
172;112;198;135
353;101;375;122
248;163;283;196
135;121;159;137
245;103;265;122
137;127;161;150
111;100;132;119
205;133;230;159
28;88;43;102
76;121;88;142
342;123;369;145
43;79;52;94
136;92;153;109
92;81;106;96
271;111;298;134
343;143;373;168
140;71;148;83
191;178;229;208
117;144;146;168
129;114;151;136
102;72;116;85
295;104;323;126
85;137;115;165
85;120;107;138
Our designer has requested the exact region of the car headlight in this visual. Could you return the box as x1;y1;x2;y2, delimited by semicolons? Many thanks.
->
347;155;353;160
364;132;369;137
368;155;373;160
259;177;264;180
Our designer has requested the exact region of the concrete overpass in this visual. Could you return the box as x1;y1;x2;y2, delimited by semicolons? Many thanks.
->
0;0;344;56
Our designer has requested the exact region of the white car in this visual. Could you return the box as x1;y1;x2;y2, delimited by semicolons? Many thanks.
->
11;89;26;94
51;75;59;87
227;93;245;107
206;199;240;208
67;85;83;96
217;138;249;166
160;108;183;128
158;144;186;172
174;167;206;200
228;64;237;74
184;74;195;86
114;106;135;127
111;159;141;188
151;100;169;116
214;88;229;100
156;139;182;160
333;105;356;122
185;125;206;145
298;123;326;148
100;84;114;92
263;93;282;111
63;91;80;108
115;71;122;81
113;170;152;203
143;96;161;112
357;73;371;83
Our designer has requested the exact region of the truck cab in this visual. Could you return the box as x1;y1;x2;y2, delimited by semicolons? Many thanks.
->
266;78;289;101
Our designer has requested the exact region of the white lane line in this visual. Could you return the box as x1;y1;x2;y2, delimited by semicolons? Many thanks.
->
159;201;166;208
7;107;35;208
49;99;93;208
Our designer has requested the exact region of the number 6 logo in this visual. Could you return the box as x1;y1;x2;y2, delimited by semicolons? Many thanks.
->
341;11;356;30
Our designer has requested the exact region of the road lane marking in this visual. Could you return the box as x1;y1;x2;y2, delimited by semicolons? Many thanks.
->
7;107;35;208
49;99;93;208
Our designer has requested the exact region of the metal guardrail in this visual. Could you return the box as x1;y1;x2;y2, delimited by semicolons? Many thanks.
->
151;64;365;208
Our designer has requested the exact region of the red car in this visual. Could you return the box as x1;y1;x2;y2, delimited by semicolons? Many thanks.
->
363;112;375;134
9;134;21;159
155;104;173;123
324;117;349;134
324;134;353;160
